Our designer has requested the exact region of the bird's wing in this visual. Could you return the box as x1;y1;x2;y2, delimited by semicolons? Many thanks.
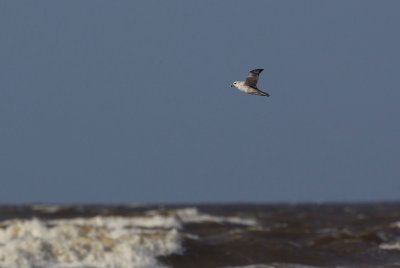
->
244;69;264;88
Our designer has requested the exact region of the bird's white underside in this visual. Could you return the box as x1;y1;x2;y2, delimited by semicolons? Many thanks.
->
233;81;256;93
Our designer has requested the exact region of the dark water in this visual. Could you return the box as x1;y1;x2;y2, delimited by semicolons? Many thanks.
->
1;203;400;268
163;203;400;268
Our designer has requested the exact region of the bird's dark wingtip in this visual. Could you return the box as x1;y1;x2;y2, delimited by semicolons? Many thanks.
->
251;69;264;75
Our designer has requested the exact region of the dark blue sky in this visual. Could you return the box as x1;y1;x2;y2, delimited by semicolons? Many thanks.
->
1;1;399;203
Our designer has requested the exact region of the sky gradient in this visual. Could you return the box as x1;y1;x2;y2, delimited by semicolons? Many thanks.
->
1;1;399;203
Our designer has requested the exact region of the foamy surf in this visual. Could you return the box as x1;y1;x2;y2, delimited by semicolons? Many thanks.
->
0;207;257;268
2;203;399;267
379;221;400;252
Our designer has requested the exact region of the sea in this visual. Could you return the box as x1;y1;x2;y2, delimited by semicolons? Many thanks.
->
0;203;400;268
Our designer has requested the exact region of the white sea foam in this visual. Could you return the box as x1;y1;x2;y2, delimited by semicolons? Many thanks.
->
0;207;257;268
379;221;400;252
379;242;400;251
31;204;63;213
390;221;400;229
173;208;257;226
0;217;181;268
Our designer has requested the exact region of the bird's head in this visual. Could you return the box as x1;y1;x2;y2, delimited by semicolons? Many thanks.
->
231;81;240;88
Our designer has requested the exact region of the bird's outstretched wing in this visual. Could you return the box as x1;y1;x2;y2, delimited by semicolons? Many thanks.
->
244;69;264;88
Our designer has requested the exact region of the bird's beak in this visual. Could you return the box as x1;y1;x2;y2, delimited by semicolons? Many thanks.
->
230;84;234;87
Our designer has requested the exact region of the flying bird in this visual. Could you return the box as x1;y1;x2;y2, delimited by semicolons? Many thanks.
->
231;69;270;97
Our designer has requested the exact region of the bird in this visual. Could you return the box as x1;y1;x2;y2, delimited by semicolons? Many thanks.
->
231;69;270;97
